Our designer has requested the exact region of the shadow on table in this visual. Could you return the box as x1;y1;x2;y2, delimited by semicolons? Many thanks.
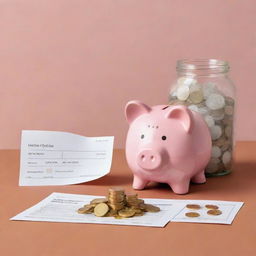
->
80;173;133;186
78;161;256;195
188;161;256;195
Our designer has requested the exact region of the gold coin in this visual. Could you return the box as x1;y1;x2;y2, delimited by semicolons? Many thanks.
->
94;203;109;217
114;215;124;219
205;204;219;210
186;204;201;210
118;208;136;218
126;193;137;198
185;212;200;218
108;197;125;203
87;203;97;207
104;209;117;217
109;187;125;193
108;203;125;211
132;208;143;214
108;194;125;199
77;207;88;214
135;212;145;217
127;202;140;207
77;204;94;214
144;204;160;212
109;195;125;200
207;209;222;216
90;198;108;204
139;203;147;211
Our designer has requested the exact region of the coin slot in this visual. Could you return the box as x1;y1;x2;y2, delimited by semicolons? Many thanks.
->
162;106;169;110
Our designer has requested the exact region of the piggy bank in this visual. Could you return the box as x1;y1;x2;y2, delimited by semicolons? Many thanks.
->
125;100;212;194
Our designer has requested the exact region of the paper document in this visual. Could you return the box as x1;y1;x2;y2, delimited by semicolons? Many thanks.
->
10;193;243;226
10;193;184;227
170;199;243;224
19;130;114;186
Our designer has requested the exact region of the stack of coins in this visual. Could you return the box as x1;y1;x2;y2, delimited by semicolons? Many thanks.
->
169;78;234;176
126;193;143;207
125;193;146;216
108;187;126;210
77;187;160;219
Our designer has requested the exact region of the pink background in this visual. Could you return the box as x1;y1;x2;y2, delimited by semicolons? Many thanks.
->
0;0;255;149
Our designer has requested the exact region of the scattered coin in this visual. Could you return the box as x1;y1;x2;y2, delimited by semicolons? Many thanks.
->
185;212;200;218
118;208;136;218
207;209;222;216
114;215;124;219
94;203;109;217
144;204;160;212
77;204;94;214
205;204;219;210
135;212;145;217
186;204;201;210
77;207;89;214
90;198;108;204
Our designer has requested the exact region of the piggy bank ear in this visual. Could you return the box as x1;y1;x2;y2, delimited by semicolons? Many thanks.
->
125;100;151;124
165;105;193;133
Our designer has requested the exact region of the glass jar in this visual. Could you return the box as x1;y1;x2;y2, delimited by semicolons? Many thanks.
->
169;59;236;177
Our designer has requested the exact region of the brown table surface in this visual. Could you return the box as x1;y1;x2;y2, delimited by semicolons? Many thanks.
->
0;141;256;256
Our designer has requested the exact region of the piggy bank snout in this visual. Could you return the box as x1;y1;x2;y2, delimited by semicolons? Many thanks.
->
137;149;162;170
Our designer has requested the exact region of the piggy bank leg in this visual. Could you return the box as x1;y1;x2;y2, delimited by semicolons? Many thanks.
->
169;178;190;194
191;171;206;184
133;175;149;190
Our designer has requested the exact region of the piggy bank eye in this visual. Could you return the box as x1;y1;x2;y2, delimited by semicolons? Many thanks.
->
162;136;167;140
141;134;145;139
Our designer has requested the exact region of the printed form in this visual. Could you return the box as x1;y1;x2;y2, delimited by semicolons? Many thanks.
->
10;193;243;227
19;130;114;186
10;192;185;227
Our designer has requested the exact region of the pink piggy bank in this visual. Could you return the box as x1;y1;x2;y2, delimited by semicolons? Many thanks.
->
125;100;212;194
